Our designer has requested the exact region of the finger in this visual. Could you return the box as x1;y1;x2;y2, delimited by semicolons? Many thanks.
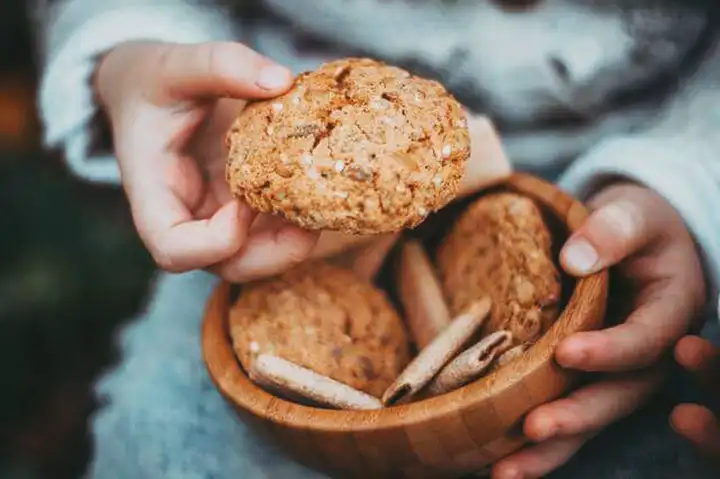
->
556;283;689;371
670;404;720;458
213;223;319;282
156;42;294;101
491;434;591;479
246;217;376;262
328;234;399;281
135;196;254;272
523;368;662;442
675;336;718;372
311;231;376;260
194;166;235;220
675;336;720;394
123;147;254;271
561;191;660;276
458;114;512;197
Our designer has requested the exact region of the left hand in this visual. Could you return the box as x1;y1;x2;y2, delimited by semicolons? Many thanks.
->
670;335;720;463
492;182;707;478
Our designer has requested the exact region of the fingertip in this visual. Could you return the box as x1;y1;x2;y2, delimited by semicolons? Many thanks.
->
674;336;714;371
670;403;716;442
670;403;695;435
256;64;294;91
524;409;557;442
563;199;648;276
164;42;294;100
560;237;600;277
555;334;592;369
491;461;522;479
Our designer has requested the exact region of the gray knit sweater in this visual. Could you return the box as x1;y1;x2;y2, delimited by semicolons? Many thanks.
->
30;2;720;477
35;0;720;307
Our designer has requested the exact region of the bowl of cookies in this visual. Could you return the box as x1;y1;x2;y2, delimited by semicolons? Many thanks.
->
203;58;608;478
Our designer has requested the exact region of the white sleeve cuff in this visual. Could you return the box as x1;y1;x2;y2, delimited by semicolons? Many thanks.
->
38;3;238;184
559;136;720;317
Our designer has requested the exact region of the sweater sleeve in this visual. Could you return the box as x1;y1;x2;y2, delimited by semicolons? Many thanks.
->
559;34;720;318
37;0;239;185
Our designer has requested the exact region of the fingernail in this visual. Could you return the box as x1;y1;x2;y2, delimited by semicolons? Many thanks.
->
257;65;291;90
563;239;599;274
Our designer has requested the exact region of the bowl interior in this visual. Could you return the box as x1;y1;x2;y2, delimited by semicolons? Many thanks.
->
203;173;608;435
381;179;575;355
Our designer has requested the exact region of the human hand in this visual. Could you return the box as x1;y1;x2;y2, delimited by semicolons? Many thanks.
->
670;335;720;463
95;41;320;282
492;182;707;478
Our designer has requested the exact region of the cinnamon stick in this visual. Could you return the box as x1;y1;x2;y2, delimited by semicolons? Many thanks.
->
397;240;452;349
490;343;530;372
426;331;513;396
381;297;492;406
250;354;382;410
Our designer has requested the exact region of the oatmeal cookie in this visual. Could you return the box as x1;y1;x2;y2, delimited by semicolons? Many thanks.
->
225;58;470;234
230;261;410;397
436;193;561;345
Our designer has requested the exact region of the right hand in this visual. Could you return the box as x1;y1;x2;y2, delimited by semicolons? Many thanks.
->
95;41;321;282
96;42;512;281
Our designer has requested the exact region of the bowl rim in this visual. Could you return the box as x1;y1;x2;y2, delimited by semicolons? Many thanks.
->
202;172;609;433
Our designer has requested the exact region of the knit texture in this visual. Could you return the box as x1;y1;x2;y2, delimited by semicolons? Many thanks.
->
33;1;720;477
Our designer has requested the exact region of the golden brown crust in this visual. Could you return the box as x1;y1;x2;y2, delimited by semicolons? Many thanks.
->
225;58;470;234
229;262;410;397
436;193;561;345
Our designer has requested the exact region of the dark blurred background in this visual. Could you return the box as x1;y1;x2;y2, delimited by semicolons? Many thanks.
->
0;2;155;478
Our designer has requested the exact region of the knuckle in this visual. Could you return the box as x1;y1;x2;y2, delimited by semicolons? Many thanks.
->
198;43;220;76
595;201;642;241
582;200;646;259
152;249;177;272
148;239;182;273
201;42;248;76
155;43;178;74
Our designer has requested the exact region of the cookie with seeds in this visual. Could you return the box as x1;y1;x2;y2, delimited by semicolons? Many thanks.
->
225;57;470;235
437;193;562;346
229;261;410;397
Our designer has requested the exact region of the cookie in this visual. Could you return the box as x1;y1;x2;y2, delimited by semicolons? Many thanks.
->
436;193;561;345
229;261;410;397
225;58;470;235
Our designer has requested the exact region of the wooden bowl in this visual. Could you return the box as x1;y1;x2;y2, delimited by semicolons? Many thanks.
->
202;173;609;478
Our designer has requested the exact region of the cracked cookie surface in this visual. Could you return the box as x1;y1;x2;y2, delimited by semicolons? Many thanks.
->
230;261;410;397
437;193;562;346
225;58;470;234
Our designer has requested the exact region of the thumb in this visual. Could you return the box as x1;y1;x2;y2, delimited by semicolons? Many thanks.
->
156;42;294;101
560;185;662;276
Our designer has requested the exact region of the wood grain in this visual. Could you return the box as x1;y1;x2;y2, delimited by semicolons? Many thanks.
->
202;172;609;478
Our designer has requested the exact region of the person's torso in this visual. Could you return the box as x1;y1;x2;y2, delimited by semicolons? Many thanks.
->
237;0;713;173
